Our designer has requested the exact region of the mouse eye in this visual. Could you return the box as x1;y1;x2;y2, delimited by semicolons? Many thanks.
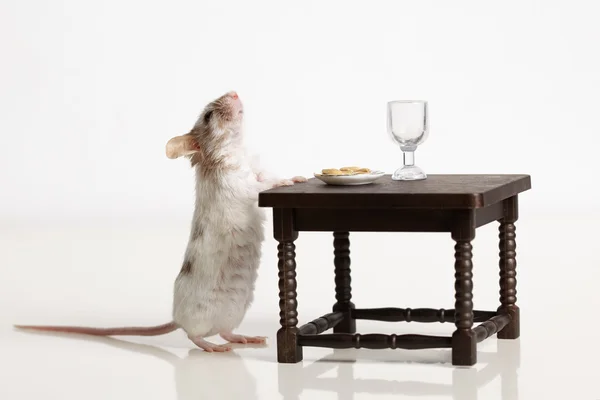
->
203;110;213;123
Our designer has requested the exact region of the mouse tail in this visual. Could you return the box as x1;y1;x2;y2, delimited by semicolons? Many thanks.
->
13;321;178;337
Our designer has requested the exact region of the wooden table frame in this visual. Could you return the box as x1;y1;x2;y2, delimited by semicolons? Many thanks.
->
260;175;530;366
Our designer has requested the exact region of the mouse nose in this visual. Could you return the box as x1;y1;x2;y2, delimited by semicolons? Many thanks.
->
230;91;239;99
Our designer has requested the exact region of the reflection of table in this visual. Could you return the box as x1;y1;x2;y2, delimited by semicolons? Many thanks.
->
278;340;521;400
259;174;531;366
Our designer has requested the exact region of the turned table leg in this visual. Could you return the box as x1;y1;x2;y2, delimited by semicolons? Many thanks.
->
498;195;520;339
332;231;356;334
274;208;302;363
452;213;476;366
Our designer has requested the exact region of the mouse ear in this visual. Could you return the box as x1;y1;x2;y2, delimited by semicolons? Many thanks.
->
166;134;200;159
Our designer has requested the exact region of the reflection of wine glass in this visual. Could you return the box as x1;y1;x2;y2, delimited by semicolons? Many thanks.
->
387;100;429;180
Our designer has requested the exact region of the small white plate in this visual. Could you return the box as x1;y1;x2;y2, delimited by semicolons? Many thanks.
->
313;170;386;186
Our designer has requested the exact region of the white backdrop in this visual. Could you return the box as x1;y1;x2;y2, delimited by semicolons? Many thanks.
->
2;0;599;225
3;3;600;398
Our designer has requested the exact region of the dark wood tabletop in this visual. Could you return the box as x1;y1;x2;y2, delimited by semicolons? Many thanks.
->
259;174;531;209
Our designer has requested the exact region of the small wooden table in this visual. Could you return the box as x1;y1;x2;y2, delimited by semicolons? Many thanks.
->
258;174;531;366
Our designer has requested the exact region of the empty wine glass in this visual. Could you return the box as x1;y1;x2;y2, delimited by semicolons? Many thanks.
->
387;100;429;181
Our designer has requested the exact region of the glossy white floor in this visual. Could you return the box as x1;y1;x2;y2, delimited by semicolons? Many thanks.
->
1;210;598;399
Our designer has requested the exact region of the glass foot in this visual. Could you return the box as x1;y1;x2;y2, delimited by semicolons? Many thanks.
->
392;165;427;181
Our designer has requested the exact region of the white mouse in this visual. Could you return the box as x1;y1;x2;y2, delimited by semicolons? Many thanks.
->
15;90;307;352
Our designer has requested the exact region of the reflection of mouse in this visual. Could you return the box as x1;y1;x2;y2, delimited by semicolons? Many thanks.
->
15;90;307;352
18;329;260;400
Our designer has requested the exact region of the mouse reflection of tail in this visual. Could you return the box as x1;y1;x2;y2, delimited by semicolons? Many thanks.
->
13;321;178;336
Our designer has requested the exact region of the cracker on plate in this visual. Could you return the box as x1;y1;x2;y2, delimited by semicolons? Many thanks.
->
321;168;346;175
320;166;371;176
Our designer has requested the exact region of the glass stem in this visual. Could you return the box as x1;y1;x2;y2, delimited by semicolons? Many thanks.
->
403;150;415;167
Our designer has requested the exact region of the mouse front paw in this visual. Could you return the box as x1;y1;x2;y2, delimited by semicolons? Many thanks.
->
273;179;294;188
256;172;266;182
291;176;307;183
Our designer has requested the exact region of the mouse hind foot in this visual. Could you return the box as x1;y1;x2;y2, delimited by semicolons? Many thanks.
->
220;332;267;345
189;336;232;352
